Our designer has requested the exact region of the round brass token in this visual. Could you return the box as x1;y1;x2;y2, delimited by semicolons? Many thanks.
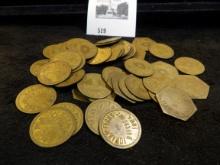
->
51;51;82;70
151;61;179;79
73;53;86;72
143;75;172;94
149;43;174;59
102;66;123;87
123;44;136;60
56;69;85;87
85;99;121;135
172;75;210;99
43;43;66;59
120;40;131;55
77;73;111;99
118;75;144;102
95;37;122;46
15;84;57;114
133;49;146;60
52;102;84;135
124;58;154;77
29;107;76;148
99;109;142;149
65;38;97;59
132;37;156;51
38;61;71;85
72;89;89;102
148;91;157;102
88;47;112;65
30;59;49;76
156;86;197;121
106;43;124;62
174;57;205;75
125;75;151;100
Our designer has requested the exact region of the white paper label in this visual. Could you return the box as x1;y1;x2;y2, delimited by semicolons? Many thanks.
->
86;0;137;37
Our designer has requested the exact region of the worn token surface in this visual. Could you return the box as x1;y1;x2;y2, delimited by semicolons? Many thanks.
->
102;66;123;87
72;89;89;102
38;61;71;85
52;102;84;135
106;43;124;62
29;107;76;147
51;51;82;70
15;84;57;114
149;43;174;59
85;99;121;135
72;53;86;72
123;44;136;60
88;47;112;65
99;109;142;149
124;58;154;77
132;37;156;51
95;37;121;46
125;75;151;100
152;61;179;78
174;57;205;75
156;86;197;121
77;73;111;99
172;75;210;99
43;44;65;59
56;69;85;87
30;59;49;76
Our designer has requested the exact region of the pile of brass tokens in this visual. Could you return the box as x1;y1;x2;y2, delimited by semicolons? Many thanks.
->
15;36;210;149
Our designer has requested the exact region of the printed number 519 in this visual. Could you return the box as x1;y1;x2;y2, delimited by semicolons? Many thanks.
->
98;28;106;34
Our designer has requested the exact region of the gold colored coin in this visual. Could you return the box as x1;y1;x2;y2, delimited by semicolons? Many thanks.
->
120;40;131;55
172;75;210;99
88;47;112;65
148;91;158;102
174;57;205;75
15;84;57;114
52;102;84;135
85;99;121;135
29;107;76;148
77;73;111;99
133;49;146;60
102;66;123;87
73;53;86;72
124;58;154;77
111;72;136;103
99;109;142;149
106;43;124;62
30;59;49;76
149;43;174;59
156;86;197;121
95;37;122;46
125;74;151;100
51;51;82;70
118;75;144;102
151;61;179;78
56;69;85;87
65;38;97;59
123;44;136;60
38;61;71;85
132;37;156;51
43;43;66;59
143;75;172;94
72;89;89;102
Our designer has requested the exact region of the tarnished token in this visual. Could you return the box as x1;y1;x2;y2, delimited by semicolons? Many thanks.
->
111;72;136;103
38;61;71;85
99;109;142;149
51;51;82;70
172;75;210;99
30;59;49;76
95;37;121;46
72;89;89;102
125;75;151;100
118;75;144;102
29;107;76;148
43;44;66;59
85;99;121;135
133;49;146;60
106;43;124;62
123;44;136;60
102;66;123;87
124;58;154;77
73;53;86;72
56;69;85;87
174;57;205;75
120;40;131;55
151;61;179;78
52;102;84;135
88;47;112;65
132;37;156;51
15;84;57;114
156;86;197;121
143;75;172;94
77;73;111;99
149;43;174;59
65;38;97;59
148;91;158;102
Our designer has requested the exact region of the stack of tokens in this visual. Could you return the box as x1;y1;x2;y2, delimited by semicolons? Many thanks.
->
15;36;210;149
85;99;142;149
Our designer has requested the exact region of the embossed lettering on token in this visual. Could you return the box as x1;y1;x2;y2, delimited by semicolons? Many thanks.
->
99;109;142;149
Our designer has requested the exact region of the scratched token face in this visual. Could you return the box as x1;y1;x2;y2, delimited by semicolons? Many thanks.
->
99;109;142;149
